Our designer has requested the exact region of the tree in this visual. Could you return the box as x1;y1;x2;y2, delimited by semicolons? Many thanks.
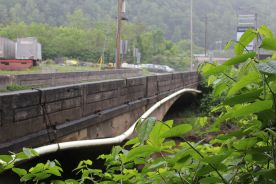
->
66;9;91;29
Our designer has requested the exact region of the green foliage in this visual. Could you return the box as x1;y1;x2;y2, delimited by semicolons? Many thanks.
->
199;24;276;183
160;124;192;138
73;159;100;184
136;117;156;144
66;9;91;29
227;71;260;97
0;22;192;70
4;25;276;184
261;38;276;51
234;29;257;56
256;61;276;75
258;25;274;38
6;84;30;91
13;160;63;183
223;52;256;66
201;63;228;76
0;148;38;174
0;0;275;49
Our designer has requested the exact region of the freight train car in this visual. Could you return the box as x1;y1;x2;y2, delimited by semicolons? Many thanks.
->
0;37;42;71
16;37;42;61
0;59;33;70
0;37;16;59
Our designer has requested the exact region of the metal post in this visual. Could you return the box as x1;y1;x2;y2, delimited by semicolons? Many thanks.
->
255;14;258;46
205;16;208;57
190;0;193;71
116;0;123;69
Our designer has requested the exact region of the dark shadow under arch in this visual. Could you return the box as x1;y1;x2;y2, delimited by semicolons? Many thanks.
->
163;92;200;122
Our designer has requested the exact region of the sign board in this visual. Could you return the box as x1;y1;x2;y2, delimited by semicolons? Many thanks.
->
237;26;254;51
120;40;128;55
137;52;141;64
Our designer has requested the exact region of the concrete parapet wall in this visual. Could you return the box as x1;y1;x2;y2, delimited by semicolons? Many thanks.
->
0;72;199;153
0;69;143;89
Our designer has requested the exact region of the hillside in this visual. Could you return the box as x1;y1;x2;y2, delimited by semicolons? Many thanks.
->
0;0;274;70
0;0;274;47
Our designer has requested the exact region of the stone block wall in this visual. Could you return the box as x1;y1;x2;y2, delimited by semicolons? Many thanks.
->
0;69;143;89
0;72;198;153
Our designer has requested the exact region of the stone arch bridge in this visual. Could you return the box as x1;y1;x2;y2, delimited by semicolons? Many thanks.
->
0;72;199;153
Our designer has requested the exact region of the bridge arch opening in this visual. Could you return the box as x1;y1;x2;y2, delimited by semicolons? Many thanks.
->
163;92;200;123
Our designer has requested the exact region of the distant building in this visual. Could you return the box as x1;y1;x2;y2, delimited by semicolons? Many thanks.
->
194;54;229;65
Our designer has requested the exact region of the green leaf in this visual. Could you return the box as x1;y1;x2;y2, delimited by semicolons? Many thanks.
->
213;82;228;97
161;124;192;138
47;168;62;177
223;52;256;66
232;100;273;118
111;146;122;161
54;160;61;167
12;168;27;177
223;89;263;106
136;117;156;144
257;110;276;127
215;131;245;141
148;121;172;147
214;100;273;129
269;80;276;92
202;154;229;165
227;72;260;97
254;169;276;180
176;154;190;164
169;149;193;164
234;29;257;56
23;148;33;158
200;177;221;184
207;75;217;86
23;148;38;159
20;173;35;182
64;179;79;184
83;160;92;166
202;64;227;76
197;165;214;176
34;172;51;181
29;163;45;174
147;160;167;170
124;137;140;147
256;60;276;75
261;38;276;51
258;25;274;38
224;40;233;50
126;145;159;161
74;161;84;171
233;137;258;151
0;155;13;163
16;152;29;160
251;152;269;162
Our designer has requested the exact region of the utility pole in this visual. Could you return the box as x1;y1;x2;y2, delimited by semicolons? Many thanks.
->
255;13;259;57
116;0;123;69
190;0;193;71
205;16;208;56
